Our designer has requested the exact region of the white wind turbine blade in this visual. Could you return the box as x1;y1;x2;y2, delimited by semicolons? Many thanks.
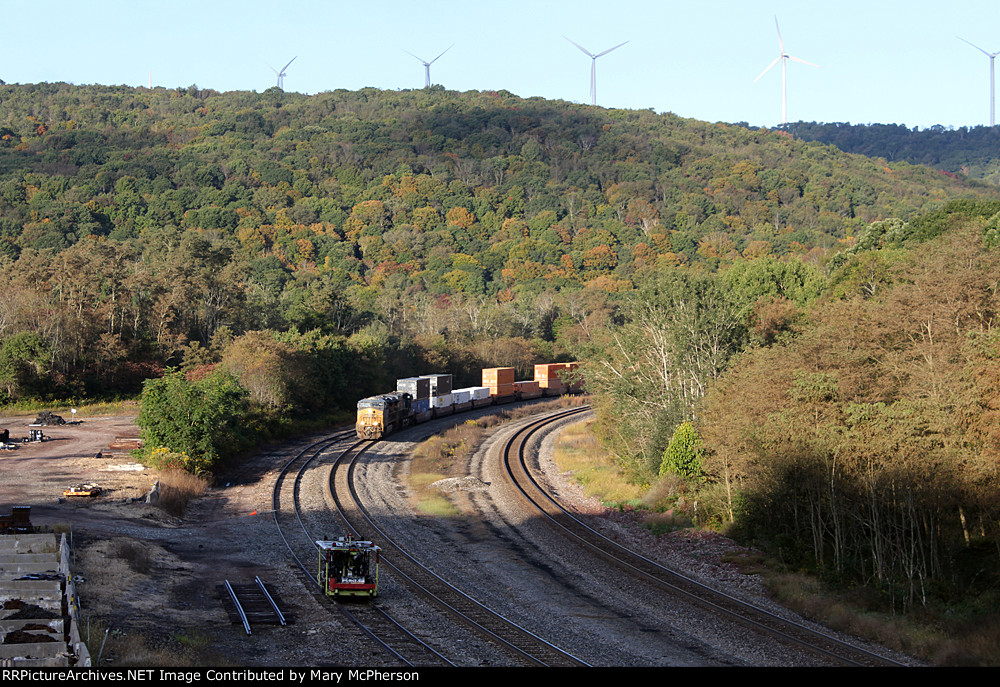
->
774;16;784;53
754;56;782;83
563;35;595;58
280;56;297;74
789;56;819;68
958;36;1000;125
429;45;454;65
959;36;993;57
596;41;628;58
403;49;428;66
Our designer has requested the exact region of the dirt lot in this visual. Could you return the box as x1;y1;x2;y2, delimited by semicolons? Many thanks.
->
0;414;150;517
0;415;384;667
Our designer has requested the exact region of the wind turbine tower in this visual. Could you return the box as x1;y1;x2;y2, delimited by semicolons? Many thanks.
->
563;36;628;106
959;37;1000;126
404;45;454;87
269;57;297;91
754;17;818;125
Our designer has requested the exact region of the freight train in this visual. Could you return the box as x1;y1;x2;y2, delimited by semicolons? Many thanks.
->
355;363;582;440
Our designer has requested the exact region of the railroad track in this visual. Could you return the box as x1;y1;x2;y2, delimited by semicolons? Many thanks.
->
270;430;454;667
271;430;356;578
500;406;907;668
222;577;286;635
328;439;590;667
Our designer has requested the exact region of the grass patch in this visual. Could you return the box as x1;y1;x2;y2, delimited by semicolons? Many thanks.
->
407;397;588;516
0;399;140;418
414;492;460;518
641;510;694;535
409;421;488;517
109;538;154;575
84;617;228;667
724;549;1000;666
173;629;213;651
154;469;211;517
551;420;645;508
408;470;459;515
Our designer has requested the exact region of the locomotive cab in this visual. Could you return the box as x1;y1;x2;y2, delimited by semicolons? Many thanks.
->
317;536;381;598
356;392;413;439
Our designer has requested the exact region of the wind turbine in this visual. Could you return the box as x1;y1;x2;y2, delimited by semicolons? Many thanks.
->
754;17;818;125
268;56;297;91
403;45;454;87
563;36;628;106
959;37;1000;126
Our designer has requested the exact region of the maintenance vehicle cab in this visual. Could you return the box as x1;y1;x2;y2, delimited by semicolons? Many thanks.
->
316;536;381;598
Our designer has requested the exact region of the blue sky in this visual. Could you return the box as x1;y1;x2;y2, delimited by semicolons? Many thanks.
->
4;0;1000;129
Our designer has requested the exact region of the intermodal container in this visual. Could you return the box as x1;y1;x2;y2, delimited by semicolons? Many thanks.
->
429;393;454;408
534;363;567;382
468;386;491;400
421;374;453;396
489;383;516;398
397;377;431;399
482;367;515;386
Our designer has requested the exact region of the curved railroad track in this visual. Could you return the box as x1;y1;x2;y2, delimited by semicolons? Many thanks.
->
327;438;590;667
501;405;907;668
269;431;454;667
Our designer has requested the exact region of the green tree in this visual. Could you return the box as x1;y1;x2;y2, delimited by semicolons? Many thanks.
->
219;331;317;411
0;332;50;401
136;369;250;474
659;422;705;480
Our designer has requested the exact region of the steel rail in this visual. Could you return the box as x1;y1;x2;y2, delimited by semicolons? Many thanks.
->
271;432;453;667
271;431;354;580
501;406;907;668
328;438;589;667
224;580;252;635
255;576;286;626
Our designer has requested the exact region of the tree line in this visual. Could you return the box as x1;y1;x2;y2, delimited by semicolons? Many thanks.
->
581;200;1000;609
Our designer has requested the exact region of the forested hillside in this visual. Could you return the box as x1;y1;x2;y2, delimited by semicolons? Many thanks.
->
0;82;993;411
784;121;1000;185
583;199;1000;618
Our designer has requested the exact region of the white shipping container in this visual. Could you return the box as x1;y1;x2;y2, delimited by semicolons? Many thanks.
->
429;393;454;408
468;386;491;400
452;389;472;404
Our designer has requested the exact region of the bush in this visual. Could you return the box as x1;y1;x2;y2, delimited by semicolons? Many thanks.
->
136;369;250;474
659;422;705;480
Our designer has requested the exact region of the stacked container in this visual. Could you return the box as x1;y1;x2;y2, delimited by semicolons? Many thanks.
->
534;363;568;394
482;367;515;398
397;376;430;399
421;374;453;396
514;380;542;400
420;373;454;412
